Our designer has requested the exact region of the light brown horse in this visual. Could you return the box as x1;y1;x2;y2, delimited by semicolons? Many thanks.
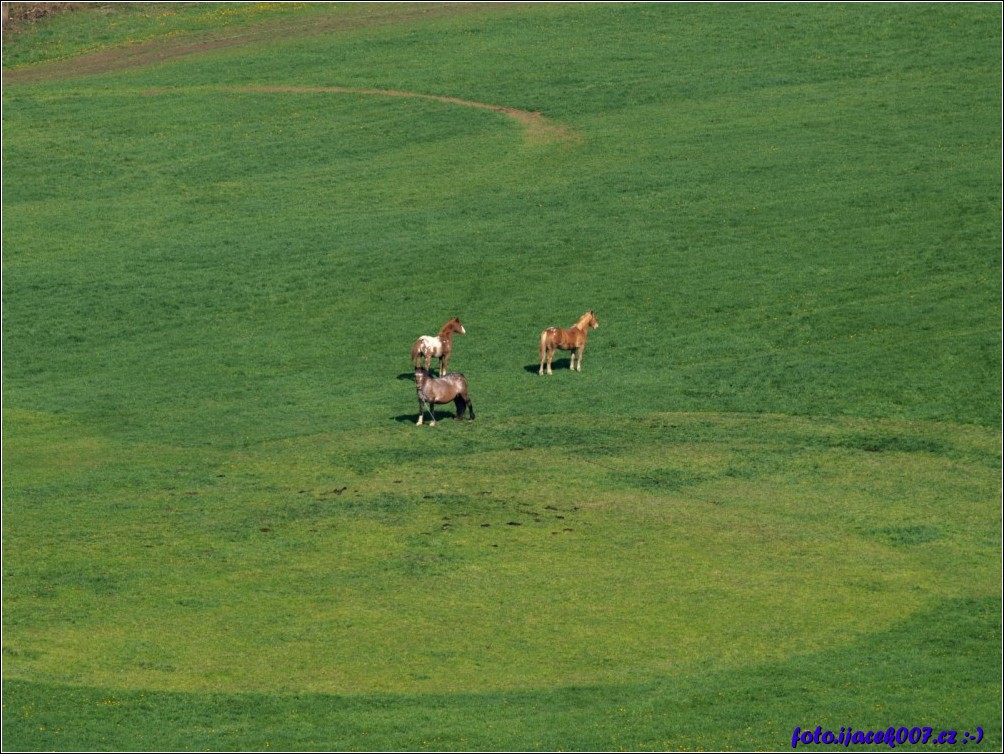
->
411;317;466;376
414;367;475;426
538;310;599;375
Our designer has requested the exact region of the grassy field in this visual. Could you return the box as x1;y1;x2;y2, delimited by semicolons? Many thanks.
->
2;2;1001;750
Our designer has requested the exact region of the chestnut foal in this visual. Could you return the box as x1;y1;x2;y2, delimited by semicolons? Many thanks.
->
411;317;465;376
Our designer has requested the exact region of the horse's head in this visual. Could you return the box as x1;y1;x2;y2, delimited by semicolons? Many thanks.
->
448;317;466;336
414;366;431;384
585;310;599;329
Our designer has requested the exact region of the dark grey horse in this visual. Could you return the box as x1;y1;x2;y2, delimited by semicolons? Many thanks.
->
414;367;475;426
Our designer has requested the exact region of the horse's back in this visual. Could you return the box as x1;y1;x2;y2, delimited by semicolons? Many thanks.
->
439;372;468;389
422;371;469;401
543;326;582;350
415;335;442;355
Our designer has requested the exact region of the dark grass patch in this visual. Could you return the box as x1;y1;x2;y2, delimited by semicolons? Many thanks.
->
827;435;950;455
864;524;944;547
605;467;708;492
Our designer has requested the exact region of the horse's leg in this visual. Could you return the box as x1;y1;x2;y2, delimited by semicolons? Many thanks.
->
440;353;448;376
417;392;438;426
575;344;584;371
453;395;466;420
546;346;555;375
569;348;578;371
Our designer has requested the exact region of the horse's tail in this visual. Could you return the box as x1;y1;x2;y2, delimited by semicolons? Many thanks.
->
539;328;551;360
411;339;423;366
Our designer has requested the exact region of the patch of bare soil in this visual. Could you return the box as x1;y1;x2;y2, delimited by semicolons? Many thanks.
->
2;2;86;32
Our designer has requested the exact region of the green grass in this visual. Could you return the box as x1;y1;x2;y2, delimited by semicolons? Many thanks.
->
3;594;999;750
1;2;329;69
3;2;1001;750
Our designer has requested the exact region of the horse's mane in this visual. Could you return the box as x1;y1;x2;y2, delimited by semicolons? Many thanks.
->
438;317;462;338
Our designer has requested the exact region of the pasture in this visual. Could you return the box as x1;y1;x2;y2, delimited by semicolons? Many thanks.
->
2;2;1001;750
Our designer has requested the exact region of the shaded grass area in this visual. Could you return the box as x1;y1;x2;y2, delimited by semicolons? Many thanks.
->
3;596;1000;751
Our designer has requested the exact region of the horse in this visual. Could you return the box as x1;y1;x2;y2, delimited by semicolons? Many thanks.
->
411;317;466;376
538;310;599;375
414;367;475;426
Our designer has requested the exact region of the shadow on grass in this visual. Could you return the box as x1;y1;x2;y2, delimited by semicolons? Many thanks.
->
523;358;572;374
394;412;471;424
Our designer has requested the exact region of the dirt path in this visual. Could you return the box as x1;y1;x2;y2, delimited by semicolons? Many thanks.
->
3;3;520;85
3;2;579;143
219;85;580;144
